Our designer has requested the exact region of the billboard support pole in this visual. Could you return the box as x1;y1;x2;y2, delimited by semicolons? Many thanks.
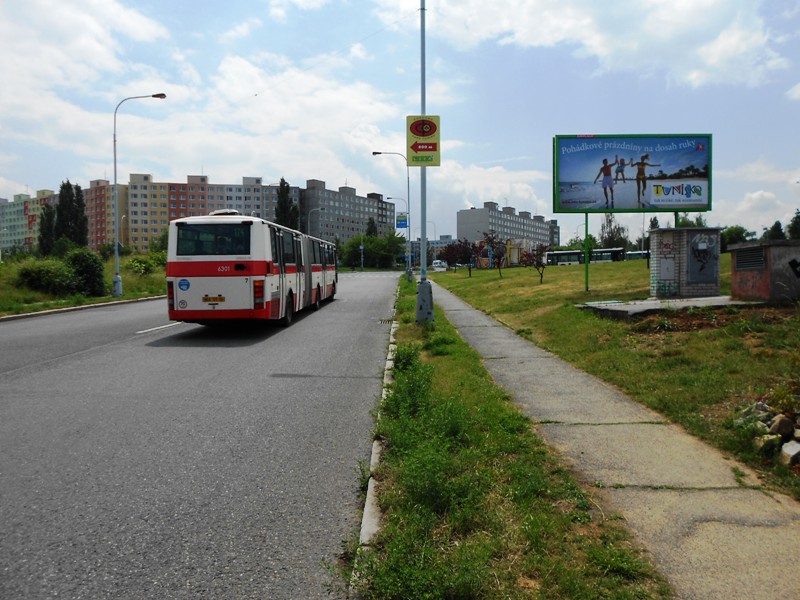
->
583;213;590;292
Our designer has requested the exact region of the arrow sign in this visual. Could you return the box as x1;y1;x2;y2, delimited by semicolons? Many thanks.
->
406;115;441;167
411;141;438;153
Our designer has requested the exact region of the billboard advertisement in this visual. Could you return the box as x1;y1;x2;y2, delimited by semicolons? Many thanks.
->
553;134;711;213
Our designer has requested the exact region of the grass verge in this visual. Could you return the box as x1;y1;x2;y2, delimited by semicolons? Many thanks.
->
431;257;800;499
0;255;166;317
347;277;671;599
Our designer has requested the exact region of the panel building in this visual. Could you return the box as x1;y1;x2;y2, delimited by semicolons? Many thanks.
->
457;202;559;248
301;179;395;243
0;190;57;252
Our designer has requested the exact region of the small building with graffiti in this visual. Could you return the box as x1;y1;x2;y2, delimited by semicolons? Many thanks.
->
649;228;723;298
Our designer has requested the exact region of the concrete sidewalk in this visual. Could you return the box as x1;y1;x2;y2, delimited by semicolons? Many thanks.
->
430;282;800;600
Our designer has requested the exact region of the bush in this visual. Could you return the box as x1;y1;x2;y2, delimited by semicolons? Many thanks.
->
15;259;76;295
65;248;106;296
125;256;155;276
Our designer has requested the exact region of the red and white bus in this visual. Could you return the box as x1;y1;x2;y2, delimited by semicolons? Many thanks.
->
166;210;337;325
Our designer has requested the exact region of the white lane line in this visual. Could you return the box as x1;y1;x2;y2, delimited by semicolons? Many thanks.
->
137;323;183;334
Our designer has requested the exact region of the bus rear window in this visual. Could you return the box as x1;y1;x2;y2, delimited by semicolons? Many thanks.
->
176;223;251;256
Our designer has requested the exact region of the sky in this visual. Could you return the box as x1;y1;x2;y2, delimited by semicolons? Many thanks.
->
1;0;800;244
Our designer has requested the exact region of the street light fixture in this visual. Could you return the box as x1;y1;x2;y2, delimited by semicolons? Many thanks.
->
372;151;412;279
113;93;166;297
307;206;325;236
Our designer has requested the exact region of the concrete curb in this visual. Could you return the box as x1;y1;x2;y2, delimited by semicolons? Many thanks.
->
358;320;395;548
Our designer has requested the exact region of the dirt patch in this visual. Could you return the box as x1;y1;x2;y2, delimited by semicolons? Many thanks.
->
631;306;797;333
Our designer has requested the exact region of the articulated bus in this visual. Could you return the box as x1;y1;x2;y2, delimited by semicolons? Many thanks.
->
166;210;337;325
545;247;626;266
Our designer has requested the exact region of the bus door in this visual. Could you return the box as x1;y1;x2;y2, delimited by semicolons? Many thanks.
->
268;226;285;319
280;230;301;314
302;237;315;307
294;233;308;309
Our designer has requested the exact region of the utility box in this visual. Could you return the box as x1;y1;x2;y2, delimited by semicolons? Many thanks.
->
729;240;800;304
649;228;722;298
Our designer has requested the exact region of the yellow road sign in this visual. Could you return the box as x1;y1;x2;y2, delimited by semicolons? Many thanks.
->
406;115;440;167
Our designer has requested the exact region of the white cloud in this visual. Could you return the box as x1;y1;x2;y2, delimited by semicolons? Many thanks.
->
374;0;789;87
219;18;263;44
268;0;330;22
787;82;800;100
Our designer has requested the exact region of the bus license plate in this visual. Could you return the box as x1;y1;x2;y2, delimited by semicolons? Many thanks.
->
203;295;225;303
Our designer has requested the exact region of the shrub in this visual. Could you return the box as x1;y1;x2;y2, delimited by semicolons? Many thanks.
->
126;256;155;276
65;248;106;296
15;259;76;295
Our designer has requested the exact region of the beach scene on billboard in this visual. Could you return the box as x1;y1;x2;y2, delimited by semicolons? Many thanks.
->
554;134;711;213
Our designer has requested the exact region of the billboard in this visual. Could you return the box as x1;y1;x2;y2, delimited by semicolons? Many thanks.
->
553;134;711;213
396;212;408;228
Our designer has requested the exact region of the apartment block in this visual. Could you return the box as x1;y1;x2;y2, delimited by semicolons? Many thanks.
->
0;190;57;251
301;179;394;243
457;201;559;248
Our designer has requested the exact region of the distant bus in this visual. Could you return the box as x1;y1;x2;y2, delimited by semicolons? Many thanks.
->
625;250;650;260
166;210;337;325
545;247;626;266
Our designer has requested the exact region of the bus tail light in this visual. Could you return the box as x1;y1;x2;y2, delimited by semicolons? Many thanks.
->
254;279;265;310
167;281;175;310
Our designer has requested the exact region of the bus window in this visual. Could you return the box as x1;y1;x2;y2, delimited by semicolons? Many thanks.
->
176;223;251;256
313;240;321;264
281;231;295;264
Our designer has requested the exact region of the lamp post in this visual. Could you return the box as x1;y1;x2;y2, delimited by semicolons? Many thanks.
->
387;196;412;278
372;151;412;279
113;93;166;297
307;206;324;236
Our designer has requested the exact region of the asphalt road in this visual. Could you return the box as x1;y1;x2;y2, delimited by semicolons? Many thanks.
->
0;272;398;599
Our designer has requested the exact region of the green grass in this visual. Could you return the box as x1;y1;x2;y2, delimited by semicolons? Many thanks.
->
430;256;800;498
348;277;671;599
0;255;166;316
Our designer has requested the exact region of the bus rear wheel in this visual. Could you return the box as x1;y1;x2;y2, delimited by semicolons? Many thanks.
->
313;286;322;311
282;294;294;327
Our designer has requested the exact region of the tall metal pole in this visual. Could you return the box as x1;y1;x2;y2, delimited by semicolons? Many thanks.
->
112;93;166;297
416;0;434;322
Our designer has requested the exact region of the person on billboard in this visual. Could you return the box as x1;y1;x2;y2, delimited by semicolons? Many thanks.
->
593;156;619;208
614;157;629;182
631;154;661;206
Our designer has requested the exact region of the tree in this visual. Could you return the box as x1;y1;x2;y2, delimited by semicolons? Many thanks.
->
54;180;88;247
520;243;549;284
480;231;506;275
150;228;169;253
38;203;56;257
762;220;786;241
677;213;707;227
366;217;378;237
439;238;474;267
787;209;800;240
340;232;405;269
599;214;630;249
274;178;299;229
720;225;756;252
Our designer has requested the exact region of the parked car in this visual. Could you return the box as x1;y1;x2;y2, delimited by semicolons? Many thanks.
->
431;260;448;269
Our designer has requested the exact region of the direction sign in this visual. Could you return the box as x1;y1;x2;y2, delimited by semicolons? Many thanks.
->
406;115;440;167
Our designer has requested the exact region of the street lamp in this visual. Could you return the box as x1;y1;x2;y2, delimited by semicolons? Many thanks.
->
372;151;412;278
113;93;166;297
307;206;324;236
387;196;412;277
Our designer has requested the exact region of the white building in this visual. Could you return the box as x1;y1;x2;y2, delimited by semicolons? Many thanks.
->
457;202;559;247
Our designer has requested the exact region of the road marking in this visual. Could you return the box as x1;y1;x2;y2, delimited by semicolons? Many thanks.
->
137;323;183;334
